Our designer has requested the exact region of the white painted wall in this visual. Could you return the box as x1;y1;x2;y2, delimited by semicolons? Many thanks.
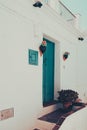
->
59;107;87;130
0;1;42;129
77;42;87;102
60;42;78;90
0;0;87;130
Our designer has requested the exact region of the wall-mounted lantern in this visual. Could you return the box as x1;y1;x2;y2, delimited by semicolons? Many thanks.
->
78;37;84;41
63;52;70;61
33;0;43;8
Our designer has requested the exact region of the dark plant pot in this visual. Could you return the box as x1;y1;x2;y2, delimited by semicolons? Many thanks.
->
62;102;73;112
63;102;72;108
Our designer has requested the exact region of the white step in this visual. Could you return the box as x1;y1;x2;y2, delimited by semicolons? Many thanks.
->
38;103;62;117
32;119;55;130
31;103;63;130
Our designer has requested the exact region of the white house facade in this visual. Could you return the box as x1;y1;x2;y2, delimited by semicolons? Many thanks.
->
0;0;87;130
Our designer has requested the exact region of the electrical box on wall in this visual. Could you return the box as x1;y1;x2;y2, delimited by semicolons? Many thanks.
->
0;108;14;120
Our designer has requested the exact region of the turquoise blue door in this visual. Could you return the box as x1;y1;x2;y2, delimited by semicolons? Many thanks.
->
43;38;55;104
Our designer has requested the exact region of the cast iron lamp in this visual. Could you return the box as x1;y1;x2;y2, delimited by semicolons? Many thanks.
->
33;1;43;8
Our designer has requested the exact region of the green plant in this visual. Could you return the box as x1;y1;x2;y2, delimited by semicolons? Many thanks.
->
58;89;79;103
